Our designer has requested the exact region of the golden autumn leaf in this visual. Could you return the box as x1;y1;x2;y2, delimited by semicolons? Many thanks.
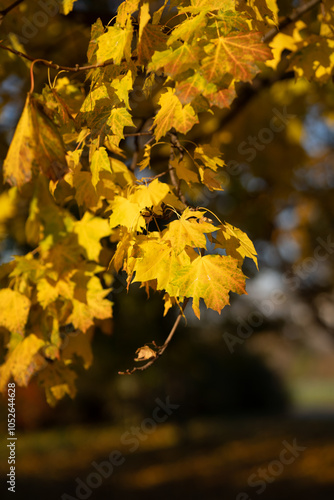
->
0;334;46;391
171;254;247;319
3;94;68;188
162;208;217;254
153;88;198;140
68;275;112;332
73;212;111;261
0;289;31;334
213;222;259;270
96;20;133;65
202;32;272;83
60;0;78;15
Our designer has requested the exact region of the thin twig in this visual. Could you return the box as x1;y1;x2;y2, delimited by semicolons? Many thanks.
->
0;42;120;72
119;298;189;375
123;131;153;137
0;0;24;18
263;0;322;43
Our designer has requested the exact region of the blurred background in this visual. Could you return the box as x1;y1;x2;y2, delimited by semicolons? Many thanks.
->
0;0;334;498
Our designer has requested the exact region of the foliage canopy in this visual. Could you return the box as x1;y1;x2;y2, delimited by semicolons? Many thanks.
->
0;0;332;404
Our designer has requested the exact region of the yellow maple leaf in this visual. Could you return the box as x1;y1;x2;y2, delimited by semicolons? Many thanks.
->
90;147;111;187
74;212;111;261
68;275;112;332
213;222;258;270
130;179;170;213
139;2;151;42
60;0;78;15
153;88;198;140
37;278;59;308
96;20;133;65
0;334;45;391
171;254;247;319
109;195;146;231
162;207;217;254
0;289;31;334
112;70;133;109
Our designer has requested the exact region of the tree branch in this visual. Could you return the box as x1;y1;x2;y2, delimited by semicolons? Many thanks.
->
0;42;120;73
119;298;189;375
263;0;322;43
0;0;24;19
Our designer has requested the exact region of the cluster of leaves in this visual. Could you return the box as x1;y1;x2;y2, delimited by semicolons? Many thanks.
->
0;0;332;404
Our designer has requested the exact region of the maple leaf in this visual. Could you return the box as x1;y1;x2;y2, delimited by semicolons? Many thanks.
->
148;44;199;79
37;362;77;406
68;275;112;332
201;32;272;83
37;278;59;308
137;23;168;66
171;157;199;185
73;212;111;261
130;178;171;213
0;289;31;334
60;0;78;15
116;0;140;27
3;95;68;187
87;18;105;63
167;11;207;45
90;147;112;187
73;171;101;209
203;87;236;109
162;208;217;254
0;334;46;391
107;107;135;141
175;73;216;105
111;70;133;109
62;331;93;369
236;0;278;30
139;3;151;42
153;88;198;140
194;144;225;171
171;254;247;319
96;20;133;65
213;223;259;269
109;195;146;231
179;0;235;14
131;237;191;296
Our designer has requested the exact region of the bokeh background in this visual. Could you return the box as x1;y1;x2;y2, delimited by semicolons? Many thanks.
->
1;0;334;499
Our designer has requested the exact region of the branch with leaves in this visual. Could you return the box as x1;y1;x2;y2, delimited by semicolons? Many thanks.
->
0;0;332;405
